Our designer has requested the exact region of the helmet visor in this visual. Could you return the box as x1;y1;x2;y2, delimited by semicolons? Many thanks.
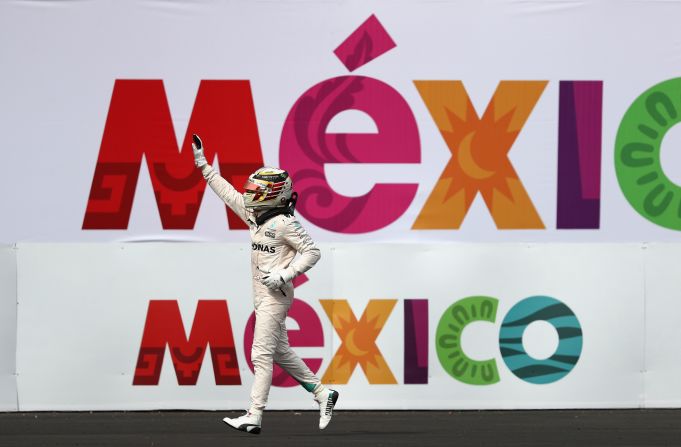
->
243;179;270;203
243;179;269;192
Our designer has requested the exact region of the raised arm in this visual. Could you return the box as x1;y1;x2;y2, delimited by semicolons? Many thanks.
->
192;134;249;224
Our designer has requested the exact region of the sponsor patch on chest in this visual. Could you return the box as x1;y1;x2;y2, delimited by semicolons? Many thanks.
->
264;230;276;238
252;243;276;253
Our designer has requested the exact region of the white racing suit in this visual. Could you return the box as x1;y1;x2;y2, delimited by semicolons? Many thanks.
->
201;165;323;413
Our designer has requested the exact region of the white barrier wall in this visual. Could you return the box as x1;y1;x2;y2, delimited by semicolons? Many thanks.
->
10;242;678;411
3;0;681;412
643;244;681;407
0;246;18;411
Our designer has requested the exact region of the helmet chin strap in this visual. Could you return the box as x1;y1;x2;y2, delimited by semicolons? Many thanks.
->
254;192;298;226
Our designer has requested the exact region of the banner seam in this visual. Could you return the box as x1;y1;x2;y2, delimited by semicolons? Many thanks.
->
12;244;19;412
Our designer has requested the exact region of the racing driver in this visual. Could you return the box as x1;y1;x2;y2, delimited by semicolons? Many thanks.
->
191;134;339;435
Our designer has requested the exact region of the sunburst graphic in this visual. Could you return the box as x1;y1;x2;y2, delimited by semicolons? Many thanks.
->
320;299;397;384
413;80;547;229
440;99;519;207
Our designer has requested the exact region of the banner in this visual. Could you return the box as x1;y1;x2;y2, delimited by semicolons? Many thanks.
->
4;0;681;413
643;244;681;407
0;246;18;411
15;242;652;410
2;1;681;242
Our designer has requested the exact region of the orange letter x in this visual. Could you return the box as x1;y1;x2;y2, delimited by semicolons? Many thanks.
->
413;81;547;229
320;299;397;384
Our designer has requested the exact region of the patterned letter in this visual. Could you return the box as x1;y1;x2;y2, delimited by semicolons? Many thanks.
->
84;80;264;230
413;81;547;229
499;296;582;384
404;299;429;384
557;81;603;229
615;77;681;230
280;16;419;233
133;300;240;385
435;296;500;385
320;299;398;384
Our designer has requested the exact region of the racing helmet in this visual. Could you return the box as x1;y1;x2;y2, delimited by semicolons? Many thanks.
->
243;167;293;209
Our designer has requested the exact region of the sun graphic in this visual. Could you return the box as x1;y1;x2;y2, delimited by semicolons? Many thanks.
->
440;99;520;208
321;300;397;384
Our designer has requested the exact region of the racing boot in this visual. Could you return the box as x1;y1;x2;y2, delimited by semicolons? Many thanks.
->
222;410;262;434
315;389;339;430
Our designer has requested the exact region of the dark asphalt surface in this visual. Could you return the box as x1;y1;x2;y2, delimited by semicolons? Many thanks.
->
0;409;680;447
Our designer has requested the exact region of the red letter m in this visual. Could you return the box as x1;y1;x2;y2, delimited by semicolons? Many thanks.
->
133;300;241;385
83;80;264;230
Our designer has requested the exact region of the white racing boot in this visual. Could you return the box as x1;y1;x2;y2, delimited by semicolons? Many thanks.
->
315;389;339;429
222;410;262;435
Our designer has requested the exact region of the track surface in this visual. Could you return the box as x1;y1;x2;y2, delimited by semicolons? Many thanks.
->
1;410;680;446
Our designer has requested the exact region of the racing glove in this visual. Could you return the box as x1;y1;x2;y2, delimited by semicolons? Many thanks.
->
261;274;284;290
261;269;295;290
192;134;208;168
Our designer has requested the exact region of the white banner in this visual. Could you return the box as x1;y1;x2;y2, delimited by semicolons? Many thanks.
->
4;0;681;413
643;244;681;407
2;1;681;243
15;242;649;410
0;246;18;411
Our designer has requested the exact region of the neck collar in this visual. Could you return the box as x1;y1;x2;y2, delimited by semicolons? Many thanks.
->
254;192;298;226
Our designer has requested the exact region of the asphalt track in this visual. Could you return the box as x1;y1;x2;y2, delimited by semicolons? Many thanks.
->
1;409;680;447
